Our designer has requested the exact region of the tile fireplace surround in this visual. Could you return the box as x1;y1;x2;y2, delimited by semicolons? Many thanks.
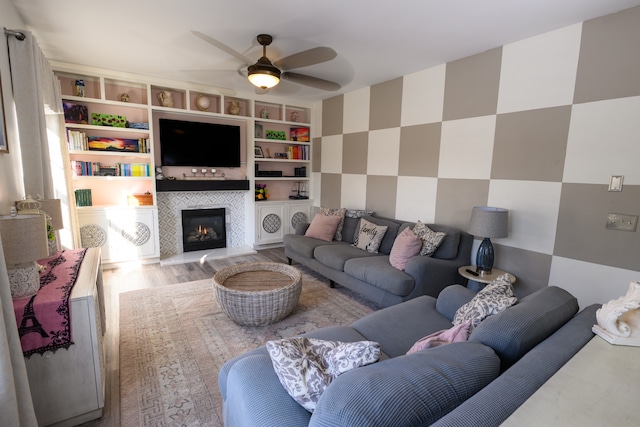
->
157;191;247;257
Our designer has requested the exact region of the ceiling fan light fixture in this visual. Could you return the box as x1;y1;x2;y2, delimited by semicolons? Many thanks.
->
247;57;281;89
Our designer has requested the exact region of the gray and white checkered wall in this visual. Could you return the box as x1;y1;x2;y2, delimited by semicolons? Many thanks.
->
315;6;640;306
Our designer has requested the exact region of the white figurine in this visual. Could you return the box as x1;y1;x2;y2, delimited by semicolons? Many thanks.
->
593;281;640;346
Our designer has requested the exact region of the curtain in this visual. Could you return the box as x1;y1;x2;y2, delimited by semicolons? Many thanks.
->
0;239;38;426
1;29;78;426
7;30;80;249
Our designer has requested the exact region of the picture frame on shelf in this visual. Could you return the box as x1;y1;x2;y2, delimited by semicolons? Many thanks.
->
255;123;263;139
0;73;7;153
255;146;264;158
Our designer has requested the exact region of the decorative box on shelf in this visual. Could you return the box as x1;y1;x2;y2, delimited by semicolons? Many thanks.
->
127;193;154;206
91;113;127;128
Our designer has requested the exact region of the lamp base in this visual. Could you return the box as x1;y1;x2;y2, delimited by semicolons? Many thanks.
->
8;262;41;299
476;237;495;275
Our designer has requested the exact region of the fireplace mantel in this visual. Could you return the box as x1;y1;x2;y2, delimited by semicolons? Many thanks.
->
156;180;250;192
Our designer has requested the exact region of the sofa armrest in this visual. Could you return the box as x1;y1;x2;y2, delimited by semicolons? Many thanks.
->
295;222;310;235
309;342;500;427
403;255;466;298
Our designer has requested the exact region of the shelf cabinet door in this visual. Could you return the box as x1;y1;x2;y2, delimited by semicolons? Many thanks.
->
285;202;311;235
256;204;285;245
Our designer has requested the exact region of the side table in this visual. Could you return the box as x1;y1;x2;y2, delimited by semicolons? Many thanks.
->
458;266;516;288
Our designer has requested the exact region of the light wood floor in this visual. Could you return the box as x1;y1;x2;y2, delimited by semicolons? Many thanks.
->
81;247;289;427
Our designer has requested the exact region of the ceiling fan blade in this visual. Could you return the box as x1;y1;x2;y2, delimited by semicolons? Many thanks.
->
274;47;337;70
282;72;341;91
191;30;253;65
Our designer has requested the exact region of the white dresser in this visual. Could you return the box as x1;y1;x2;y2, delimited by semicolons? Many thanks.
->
24;247;105;427
502;336;640;426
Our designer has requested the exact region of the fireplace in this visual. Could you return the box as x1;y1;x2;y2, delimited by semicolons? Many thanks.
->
181;208;227;252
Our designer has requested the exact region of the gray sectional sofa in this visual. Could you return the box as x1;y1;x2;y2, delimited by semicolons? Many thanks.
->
219;284;599;427
284;214;473;307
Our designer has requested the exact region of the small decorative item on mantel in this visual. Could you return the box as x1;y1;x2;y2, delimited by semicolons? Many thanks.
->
255;184;269;201
593;281;640;346
260;108;270;119
120;93;130;102
157;90;174;108
196;95;211;111
290;110;299;122
227;100;241;115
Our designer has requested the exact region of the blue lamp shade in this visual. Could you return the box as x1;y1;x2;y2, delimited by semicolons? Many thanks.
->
468;207;508;274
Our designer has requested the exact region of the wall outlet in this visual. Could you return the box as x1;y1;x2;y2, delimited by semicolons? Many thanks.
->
606;213;638;232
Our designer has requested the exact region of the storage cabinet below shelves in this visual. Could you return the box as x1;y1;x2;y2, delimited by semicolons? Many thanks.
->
78;207;159;263
254;200;311;246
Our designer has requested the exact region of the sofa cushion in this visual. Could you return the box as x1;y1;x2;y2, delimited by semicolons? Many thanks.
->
353;218;388;253
314;243;378;271
469;285;579;367
352;295;454;358
308;342;501;427
266;337;380;412
412;220;447;256
319;207;347;241
401;223;462;260
435;285;477;321
345;209;374;219
344;256;415;298
284;233;336;259
340;216;361;244
361;216;401;255
389;227;422;270
305;214;342;241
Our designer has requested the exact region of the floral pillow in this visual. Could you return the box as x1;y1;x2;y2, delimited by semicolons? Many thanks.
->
412;221;447;256
320;207;347;241
345;209;374;218
266;337;380;412
353;218;388;253
453;274;518;331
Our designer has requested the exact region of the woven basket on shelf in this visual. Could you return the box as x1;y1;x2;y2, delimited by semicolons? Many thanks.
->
212;262;302;326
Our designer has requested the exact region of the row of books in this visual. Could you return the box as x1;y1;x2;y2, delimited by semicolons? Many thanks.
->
286;145;310;160
74;189;93;207
66;130;150;153
71;161;151;177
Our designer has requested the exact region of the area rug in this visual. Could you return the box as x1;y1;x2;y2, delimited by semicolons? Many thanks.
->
119;268;379;426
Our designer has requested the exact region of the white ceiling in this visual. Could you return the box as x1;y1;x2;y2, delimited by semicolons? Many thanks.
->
10;0;640;102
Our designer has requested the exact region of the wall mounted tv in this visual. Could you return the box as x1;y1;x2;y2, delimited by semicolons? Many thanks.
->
159;118;241;168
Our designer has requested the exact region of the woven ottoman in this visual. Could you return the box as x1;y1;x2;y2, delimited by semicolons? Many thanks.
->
213;262;302;326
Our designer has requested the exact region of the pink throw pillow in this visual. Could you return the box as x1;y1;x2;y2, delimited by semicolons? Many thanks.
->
389;227;422;270
406;320;471;354
305;214;343;242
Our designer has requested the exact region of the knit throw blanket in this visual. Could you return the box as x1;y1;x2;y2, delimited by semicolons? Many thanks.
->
13;248;87;357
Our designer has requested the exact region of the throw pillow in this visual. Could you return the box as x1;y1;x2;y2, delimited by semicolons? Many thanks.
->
406;320;471;354
453;274;518;331
389;227;422;270
345;209;374;218
412;221;447;256
305;214;343;242
320;207;347;241
266;337;380;412
353;218;388;253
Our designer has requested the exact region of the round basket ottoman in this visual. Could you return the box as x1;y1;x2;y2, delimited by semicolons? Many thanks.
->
212;262;302;326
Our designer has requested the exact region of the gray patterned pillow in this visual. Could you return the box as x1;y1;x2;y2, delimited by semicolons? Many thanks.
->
353;218;388;253
412;220;447;256
320;207;347;241
266;337;380;412
453;274;518;331
345;209;374;218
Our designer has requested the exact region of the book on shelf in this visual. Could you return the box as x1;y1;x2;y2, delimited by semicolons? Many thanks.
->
71;160;150;177
74;189;92;207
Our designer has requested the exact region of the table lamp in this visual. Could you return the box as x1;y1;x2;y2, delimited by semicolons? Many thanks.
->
0;214;50;298
468;206;508;274
16;196;64;256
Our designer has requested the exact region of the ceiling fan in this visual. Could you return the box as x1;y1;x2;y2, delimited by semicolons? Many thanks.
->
192;31;341;92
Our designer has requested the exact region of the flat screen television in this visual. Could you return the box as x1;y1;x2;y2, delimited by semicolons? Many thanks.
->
159;118;241;167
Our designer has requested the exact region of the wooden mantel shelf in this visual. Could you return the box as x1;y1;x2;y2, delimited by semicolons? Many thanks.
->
156;179;250;192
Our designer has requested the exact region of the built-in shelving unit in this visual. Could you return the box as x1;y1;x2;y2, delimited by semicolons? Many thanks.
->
54;63;314;254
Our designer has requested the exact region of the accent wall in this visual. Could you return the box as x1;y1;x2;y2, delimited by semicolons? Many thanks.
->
315;6;640;308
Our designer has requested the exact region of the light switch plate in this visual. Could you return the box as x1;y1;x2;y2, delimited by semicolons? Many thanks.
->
606;213;638;232
609;175;623;191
